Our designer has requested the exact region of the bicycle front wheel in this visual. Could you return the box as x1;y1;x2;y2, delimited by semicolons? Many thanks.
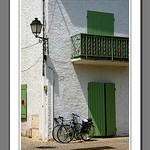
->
52;124;62;143
81;125;95;141
57;125;74;143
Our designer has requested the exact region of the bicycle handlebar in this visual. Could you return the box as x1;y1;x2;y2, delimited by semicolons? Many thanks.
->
72;113;80;118
54;114;80;124
59;116;64;120
54;116;64;122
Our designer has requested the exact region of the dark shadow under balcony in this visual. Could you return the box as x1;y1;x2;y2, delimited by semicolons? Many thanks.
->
71;33;129;66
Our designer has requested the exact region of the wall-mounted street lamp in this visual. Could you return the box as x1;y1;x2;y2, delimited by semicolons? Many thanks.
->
30;18;48;41
30;18;42;38
30;17;48;76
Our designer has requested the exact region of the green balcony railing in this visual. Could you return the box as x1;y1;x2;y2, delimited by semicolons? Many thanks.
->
71;33;129;62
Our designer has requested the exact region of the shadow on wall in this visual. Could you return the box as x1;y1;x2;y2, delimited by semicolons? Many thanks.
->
48;0;71;36
45;56;60;96
72;64;129;105
72;64;114;124
60;0;87;28
60;0;129;35
60;0;88;28
73;64;129;136
73;64;110;104
61;0;129;26
74;63;129;130
50;0;124;29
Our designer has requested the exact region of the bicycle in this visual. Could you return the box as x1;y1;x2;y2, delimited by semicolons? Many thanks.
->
71;113;95;141
56;113;81;143
52;116;74;143
57;113;95;143
52;116;66;143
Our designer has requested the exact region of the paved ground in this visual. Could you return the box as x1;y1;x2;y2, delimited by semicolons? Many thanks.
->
21;136;129;150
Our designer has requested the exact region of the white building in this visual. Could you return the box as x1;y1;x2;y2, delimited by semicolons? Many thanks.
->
21;0;129;141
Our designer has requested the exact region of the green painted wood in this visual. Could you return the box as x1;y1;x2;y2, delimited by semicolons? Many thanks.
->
88;82;116;137
87;11;114;36
21;84;27;119
105;83;116;136
88;83;106;136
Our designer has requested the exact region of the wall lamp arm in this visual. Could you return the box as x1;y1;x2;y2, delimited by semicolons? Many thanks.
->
35;36;48;41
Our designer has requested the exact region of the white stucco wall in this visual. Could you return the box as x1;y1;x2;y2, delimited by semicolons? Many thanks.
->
21;0;44;139
21;0;129;140
47;0;129;136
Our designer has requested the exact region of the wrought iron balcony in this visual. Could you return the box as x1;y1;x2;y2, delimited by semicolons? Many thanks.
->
71;33;129;62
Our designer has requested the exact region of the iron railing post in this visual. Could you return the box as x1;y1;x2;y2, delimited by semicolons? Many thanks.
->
111;38;113;61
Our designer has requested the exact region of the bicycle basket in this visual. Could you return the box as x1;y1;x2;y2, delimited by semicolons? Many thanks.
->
87;118;92;122
82;118;93;127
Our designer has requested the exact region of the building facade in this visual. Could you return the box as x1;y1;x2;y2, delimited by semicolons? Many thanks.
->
21;0;129;141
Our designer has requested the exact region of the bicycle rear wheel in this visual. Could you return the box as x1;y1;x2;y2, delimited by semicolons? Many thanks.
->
57;125;74;143
81;125;95;141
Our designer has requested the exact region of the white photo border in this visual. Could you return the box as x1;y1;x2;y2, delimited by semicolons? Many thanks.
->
129;0;141;150
10;0;20;149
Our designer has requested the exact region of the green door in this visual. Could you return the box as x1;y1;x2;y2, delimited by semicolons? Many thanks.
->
105;83;116;136
87;11;114;36
88;83;106;136
21;84;27;119
88;82;116;136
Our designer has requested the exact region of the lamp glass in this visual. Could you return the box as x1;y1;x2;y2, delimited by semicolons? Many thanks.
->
31;24;37;33
36;24;42;34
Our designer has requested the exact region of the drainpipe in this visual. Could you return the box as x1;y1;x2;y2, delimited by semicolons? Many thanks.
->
42;0;46;141
42;75;46;141
49;67;54;139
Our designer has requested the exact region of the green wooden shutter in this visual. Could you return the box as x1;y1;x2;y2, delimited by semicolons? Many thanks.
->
21;84;27;119
88;83;106;136
105;83;116;136
88;82;116;137
87;11;114;36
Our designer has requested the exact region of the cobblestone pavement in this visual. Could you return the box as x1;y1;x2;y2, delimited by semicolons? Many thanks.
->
21;136;129;150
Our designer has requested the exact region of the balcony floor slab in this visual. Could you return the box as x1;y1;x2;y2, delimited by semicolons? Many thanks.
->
71;58;129;66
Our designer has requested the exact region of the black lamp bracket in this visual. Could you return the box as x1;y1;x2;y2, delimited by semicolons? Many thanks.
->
36;36;48;41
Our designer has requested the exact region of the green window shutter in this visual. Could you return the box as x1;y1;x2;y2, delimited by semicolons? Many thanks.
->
21;84;27;119
87;11;114;36
105;83;116;136
88;83;106;136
